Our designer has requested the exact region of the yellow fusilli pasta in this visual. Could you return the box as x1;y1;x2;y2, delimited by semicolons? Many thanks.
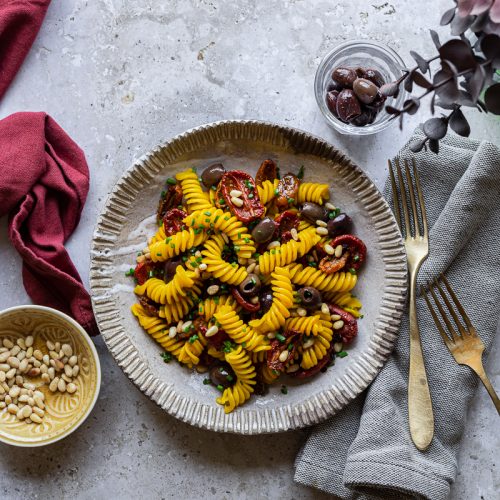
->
297;182;330;205
176;168;212;212
287;264;358;293
149;229;208;262
257;179;279;205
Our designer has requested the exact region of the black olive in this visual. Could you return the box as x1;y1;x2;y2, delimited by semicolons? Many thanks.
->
259;290;274;314
300;202;327;224
327;213;353;237
298;286;322;309
163;259;182;282
251;217;276;244
239;273;261;297
209;363;235;388
201;163;226;188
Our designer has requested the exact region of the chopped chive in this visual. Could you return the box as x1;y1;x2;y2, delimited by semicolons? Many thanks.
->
253;252;260;259
214;215;220;223
160;190;166;198
234;245;240;253
348;268;357;275
196;256;203;263
237;232;242;239
191;219;196;226
337;351;348;358
203;378;211;385
160;352;172;363
125;268;135;277
219;198;226;205
170;243;175;249
216;384;224;392
272;369;280;375
276;333;286;343
288;343;294;351
191;167;197;172
148;270;154;278
156;252;162;256
274;188;279;196
276;168;281;179
194;228;202;235
204;211;212;216
182;256;188;262
166;177;177;185
226;374;234;382
137;252;142;256
213;296;220;304
248;193;254;199
224;216;230;221
297;165;305;179
271;249;276;255
244;238;250;244
166;237;172;243
287;197;295;204
211;185;217;191
353;255;360;262
189;334;199;344
281;385;288;394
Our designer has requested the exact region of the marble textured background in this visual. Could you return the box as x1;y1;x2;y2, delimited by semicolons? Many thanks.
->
0;1;498;498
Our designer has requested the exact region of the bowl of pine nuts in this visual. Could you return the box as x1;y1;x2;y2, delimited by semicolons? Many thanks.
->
0;305;101;447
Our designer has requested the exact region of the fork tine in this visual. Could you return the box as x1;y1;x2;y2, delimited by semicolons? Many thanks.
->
388;160;402;231
404;159;420;237
395;158;411;238
413;158;428;237
428;280;460;341
440;274;474;332
422;285;453;348
434;277;468;337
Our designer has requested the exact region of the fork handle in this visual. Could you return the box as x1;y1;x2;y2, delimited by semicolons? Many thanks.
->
408;271;434;450
471;362;500;415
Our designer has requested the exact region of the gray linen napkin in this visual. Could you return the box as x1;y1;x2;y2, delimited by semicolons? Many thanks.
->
294;129;500;500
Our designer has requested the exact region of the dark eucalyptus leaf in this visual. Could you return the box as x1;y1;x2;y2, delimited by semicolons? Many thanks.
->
423;117;448;140
410;137;428;153
429;29;441;50
457;90;476;107
450;14;475;35
484;83;500;115
399;113;404;130
412;71;433;89
481;34;500;67
433;69;459;103
449;108;471;137
439;39;477;71
404;73;414;92
440;7;456;26
410;51;429;73
403;98;420;115
379;82;400;97
385;105;401;115
468;64;486;102
440;59;459;76
428;138;440;154
477;99;487;112
435;99;455;110
430;93;436;114
470;12;490;33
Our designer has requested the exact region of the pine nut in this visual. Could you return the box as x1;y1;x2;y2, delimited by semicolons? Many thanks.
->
33;360;41;368
303;337;315;349
297;307;307;317
136;254;145;264
0;371;5;383
316;220;327;227
21;405;32;418
7;403;18;414
16;409;26;420
231;196;244;207
49;378;59;392
321;303;330;315
267;332;276;339
17;350;26;361
27;368;40;377
33;349;43;361
57;378;66;392
331;314;341;321
198;263;207;271
0;402;5;409
324;244;334;255
34;390;44;401
53;359;64;372
49;350;59;360
66;383;77;394
17;338;26;350
68;355;78;367
19;359;29;373
267;240;280;250
246;262;256;274
325;202;336;211
30;413;42;424
334;342;343;353
229;189;243;198
316;227;328;235
9;386;20;399
3;339;14;349
254;265;260;275
32;406;44;417
46;341;55;351
168;326;177;339
290;228;299;241
34;395;45;409
278;351;289;363
23;382;35;391
62;374;72;383
55;342;61;352
25;336;34;348
182;321;193;333
250;296;259;304
205;325;219;338
334;244;343;258
6;368;16;379
72;366;80;377
5;395;12;404
333;320;345;330
62;344;72;357
16;375;24;386
0;363;9;372
64;365;73;378
26;347;33;358
0;352;9;363
7;357;19;369
18;394;30;403
41;373;50;383
287;363;300;373
207;285;219;296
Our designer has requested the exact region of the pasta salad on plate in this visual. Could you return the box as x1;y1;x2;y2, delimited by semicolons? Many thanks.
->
128;159;366;414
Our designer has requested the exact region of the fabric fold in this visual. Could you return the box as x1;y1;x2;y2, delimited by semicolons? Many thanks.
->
0;112;98;336
294;129;500;500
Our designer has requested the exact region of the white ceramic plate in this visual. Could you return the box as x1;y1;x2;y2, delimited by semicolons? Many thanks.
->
90;121;407;434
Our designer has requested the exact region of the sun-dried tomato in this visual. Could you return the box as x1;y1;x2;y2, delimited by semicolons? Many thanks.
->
157;184;183;222
255;159;278;187
274;210;299;242
319;234;366;274
267;331;299;371
134;260;156;285
328;304;358;344
162;208;187;236
275;173;299;211
220;170;264;223
230;287;260;312
139;296;158;316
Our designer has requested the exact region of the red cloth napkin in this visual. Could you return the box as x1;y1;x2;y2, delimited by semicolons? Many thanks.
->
0;0;52;100
0;112;98;336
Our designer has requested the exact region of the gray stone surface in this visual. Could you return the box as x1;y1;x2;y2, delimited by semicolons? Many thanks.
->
0;1;498;499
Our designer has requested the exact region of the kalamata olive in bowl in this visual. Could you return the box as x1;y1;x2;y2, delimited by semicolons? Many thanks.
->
363;68;385;87
326;90;340;117
350;109;376;126
331;67;357;88
251;217;276;243
209;364;235;388
239;274;261;297
327;80;343;92
336;89;362;123
327;213;353;236
259;290;274;314
298;287;322;309
201;163;226;188
300;202;327;224
352;78;378;104
164;259;183;282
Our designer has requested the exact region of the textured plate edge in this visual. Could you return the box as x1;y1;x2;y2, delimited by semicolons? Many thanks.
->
89;120;408;434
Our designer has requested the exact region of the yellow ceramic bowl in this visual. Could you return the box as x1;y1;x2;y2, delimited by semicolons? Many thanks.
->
0;305;101;447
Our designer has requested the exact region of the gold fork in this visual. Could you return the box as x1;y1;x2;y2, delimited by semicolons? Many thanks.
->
389;157;434;451
423;275;500;414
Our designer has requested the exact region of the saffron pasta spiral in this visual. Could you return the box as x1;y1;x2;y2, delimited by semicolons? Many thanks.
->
129;160;365;414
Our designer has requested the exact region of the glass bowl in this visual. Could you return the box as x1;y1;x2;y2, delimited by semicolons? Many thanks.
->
314;39;406;135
